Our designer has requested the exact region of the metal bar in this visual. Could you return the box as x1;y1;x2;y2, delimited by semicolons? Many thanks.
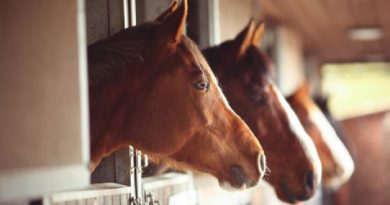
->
129;146;136;201
130;0;137;26
123;0;129;28
134;149;143;199
143;154;149;168
209;0;220;45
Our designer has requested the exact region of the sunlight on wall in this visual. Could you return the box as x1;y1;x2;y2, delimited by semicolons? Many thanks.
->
322;62;390;120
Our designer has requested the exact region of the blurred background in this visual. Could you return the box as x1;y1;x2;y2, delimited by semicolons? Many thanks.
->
1;0;389;204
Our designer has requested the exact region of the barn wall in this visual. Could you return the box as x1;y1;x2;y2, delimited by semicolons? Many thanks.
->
86;0;124;45
305;54;322;96
218;0;255;43
275;27;305;95
0;0;89;201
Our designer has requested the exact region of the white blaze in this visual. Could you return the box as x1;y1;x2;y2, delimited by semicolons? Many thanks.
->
271;83;323;186
308;106;355;189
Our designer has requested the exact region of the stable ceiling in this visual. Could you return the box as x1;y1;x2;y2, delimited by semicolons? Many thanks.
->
260;0;390;63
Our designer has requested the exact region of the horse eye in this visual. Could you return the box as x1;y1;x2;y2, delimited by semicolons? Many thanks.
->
194;81;210;91
248;88;267;106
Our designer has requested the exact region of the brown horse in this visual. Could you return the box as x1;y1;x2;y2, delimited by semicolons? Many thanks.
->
202;20;322;203
287;84;355;190
88;0;266;190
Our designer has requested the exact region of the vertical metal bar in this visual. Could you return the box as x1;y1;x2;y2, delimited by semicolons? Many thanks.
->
123;0;130;29
129;146;136;201
209;0;220;45
143;154;149;168
134;149;143;200
130;0;137;26
76;0;90;167
124;1;142;203
123;0;136;27
123;0;129;28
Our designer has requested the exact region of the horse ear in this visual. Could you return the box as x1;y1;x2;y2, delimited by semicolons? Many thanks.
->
233;19;256;58
155;0;179;22
252;21;265;45
157;0;187;44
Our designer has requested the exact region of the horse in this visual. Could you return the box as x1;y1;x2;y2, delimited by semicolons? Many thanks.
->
287;84;355;190
202;20;322;203
88;0;266;190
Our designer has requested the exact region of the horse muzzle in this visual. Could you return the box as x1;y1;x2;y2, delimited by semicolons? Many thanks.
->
219;153;267;190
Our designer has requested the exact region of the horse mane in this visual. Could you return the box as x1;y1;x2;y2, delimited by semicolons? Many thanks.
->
88;22;159;88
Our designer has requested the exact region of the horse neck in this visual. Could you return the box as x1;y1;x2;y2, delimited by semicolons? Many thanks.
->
89;66;149;150
88;41;155;154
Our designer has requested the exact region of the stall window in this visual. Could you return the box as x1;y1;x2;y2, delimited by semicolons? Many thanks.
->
322;62;390;119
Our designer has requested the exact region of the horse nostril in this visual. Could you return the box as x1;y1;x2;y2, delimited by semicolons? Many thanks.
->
304;170;315;192
230;165;247;187
258;153;266;173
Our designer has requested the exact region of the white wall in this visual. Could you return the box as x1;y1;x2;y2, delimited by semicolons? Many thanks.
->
275;27;306;96
0;0;89;202
218;0;257;43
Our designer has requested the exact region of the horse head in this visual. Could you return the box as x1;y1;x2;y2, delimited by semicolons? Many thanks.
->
88;0;266;190
287;84;355;190
203;20;322;203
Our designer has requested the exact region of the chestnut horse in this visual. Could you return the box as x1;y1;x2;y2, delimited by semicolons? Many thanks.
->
287;85;355;190
88;0;266;190
202;20;321;203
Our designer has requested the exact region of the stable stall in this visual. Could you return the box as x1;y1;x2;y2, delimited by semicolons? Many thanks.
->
1;1;389;205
